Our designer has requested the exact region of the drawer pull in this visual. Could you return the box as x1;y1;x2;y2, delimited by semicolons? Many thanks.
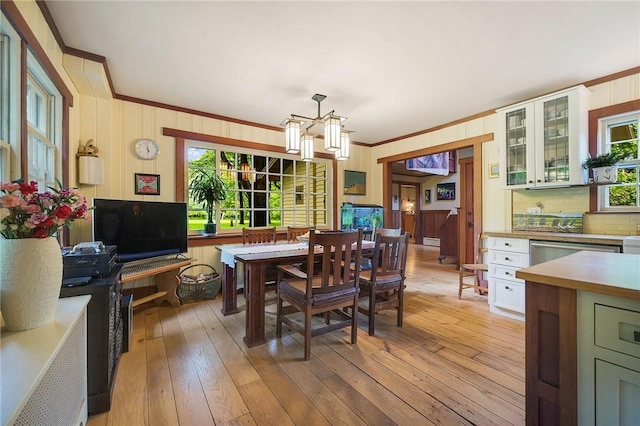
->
504;286;510;290
504;242;511;247
504;256;510;261
504;271;511;276
635;331;640;343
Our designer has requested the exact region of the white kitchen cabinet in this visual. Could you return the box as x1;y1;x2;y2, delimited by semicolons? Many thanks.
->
487;236;529;320
497;85;590;189
577;292;640;425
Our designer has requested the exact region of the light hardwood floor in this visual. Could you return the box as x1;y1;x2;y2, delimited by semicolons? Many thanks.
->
89;245;525;426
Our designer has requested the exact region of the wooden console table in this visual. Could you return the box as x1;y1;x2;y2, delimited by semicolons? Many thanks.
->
121;257;194;307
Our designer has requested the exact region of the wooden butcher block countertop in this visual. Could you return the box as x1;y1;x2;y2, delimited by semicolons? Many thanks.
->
516;251;640;301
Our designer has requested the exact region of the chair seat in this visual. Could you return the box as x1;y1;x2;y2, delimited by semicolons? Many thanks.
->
460;263;488;272
280;277;358;307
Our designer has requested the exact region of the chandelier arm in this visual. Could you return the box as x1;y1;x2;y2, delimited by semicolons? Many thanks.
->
290;114;315;121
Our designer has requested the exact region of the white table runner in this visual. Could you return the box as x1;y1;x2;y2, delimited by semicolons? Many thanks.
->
219;242;309;268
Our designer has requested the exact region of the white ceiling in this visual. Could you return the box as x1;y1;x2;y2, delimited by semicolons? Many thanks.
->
46;1;640;145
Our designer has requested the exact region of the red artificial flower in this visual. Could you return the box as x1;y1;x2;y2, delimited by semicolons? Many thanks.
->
41;217;55;227
19;180;38;195
54;204;73;219
72;204;88;219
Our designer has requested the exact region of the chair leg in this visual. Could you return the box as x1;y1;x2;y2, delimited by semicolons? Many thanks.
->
351;297;358;344
397;285;404;327
368;287;376;336
458;268;464;299
304;309;312;360
276;290;282;338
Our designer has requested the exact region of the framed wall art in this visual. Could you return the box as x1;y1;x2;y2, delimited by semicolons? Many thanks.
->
489;163;499;179
424;189;432;204
436;182;455;200
134;173;160;195
344;170;366;195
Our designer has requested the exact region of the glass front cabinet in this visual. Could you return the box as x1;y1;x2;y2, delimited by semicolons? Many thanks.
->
498;85;590;189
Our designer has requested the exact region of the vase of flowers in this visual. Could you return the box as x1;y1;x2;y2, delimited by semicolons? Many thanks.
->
0;180;89;331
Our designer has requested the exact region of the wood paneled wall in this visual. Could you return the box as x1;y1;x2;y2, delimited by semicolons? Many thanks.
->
421;210;450;238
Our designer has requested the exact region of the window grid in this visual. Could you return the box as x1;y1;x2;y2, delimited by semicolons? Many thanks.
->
187;143;330;233
600;113;639;211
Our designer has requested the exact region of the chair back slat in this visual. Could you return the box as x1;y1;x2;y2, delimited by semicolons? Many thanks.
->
370;233;409;281
307;229;363;294
242;226;277;244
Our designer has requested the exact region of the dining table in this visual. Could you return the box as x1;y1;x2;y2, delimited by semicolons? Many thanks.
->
216;239;375;347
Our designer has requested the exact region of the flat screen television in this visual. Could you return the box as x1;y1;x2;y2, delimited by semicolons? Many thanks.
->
92;198;188;262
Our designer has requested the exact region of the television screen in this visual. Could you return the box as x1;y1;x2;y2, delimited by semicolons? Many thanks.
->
92;198;188;262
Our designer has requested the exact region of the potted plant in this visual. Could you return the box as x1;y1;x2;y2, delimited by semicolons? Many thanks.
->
582;151;624;184
189;169;227;235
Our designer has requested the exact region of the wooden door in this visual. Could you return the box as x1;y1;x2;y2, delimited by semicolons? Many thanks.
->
459;158;474;264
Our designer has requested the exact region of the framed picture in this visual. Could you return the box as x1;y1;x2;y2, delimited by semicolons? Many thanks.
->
134;173;160;195
344;170;366;195
489;162;499;179
425;189;432;204
436;182;455;200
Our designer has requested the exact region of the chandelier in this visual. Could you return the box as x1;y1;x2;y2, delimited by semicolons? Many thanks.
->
281;94;352;161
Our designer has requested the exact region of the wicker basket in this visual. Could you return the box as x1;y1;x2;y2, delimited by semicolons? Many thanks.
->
176;264;221;304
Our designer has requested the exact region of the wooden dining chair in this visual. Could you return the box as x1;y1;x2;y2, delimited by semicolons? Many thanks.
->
240;226;278;293
286;226;314;242
242;226;277;244
458;234;488;299
276;229;363;360
357;232;410;336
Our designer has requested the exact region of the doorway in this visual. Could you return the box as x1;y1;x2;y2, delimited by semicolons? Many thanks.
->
399;183;419;243
379;133;490;263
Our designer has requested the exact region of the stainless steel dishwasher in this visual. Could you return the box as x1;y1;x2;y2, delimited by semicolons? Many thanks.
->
529;240;621;265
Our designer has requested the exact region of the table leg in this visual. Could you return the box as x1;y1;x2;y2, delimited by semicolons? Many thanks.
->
243;262;267;347
221;263;239;315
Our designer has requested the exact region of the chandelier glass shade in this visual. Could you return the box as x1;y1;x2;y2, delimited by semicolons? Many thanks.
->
300;134;314;161
284;119;302;154
335;131;351;160
281;94;352;160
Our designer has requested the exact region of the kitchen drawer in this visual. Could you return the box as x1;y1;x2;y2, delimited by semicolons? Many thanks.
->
488;250;529;268
595;304;640;359
489;264;524;283
488;237;529;254
493;278;524;313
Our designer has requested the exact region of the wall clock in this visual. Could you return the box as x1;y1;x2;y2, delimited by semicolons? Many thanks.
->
134;138;159;160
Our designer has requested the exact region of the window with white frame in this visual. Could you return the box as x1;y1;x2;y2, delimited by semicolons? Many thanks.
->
187;141;330;233
26;50;63;190
599;112;639;211
1;16;20;182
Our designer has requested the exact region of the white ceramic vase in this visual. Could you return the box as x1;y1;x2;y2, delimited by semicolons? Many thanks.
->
0;237;63;331
592;166;618;184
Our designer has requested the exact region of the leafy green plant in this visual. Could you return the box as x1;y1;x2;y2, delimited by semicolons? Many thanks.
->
581;152;624;169
189;169;227;233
